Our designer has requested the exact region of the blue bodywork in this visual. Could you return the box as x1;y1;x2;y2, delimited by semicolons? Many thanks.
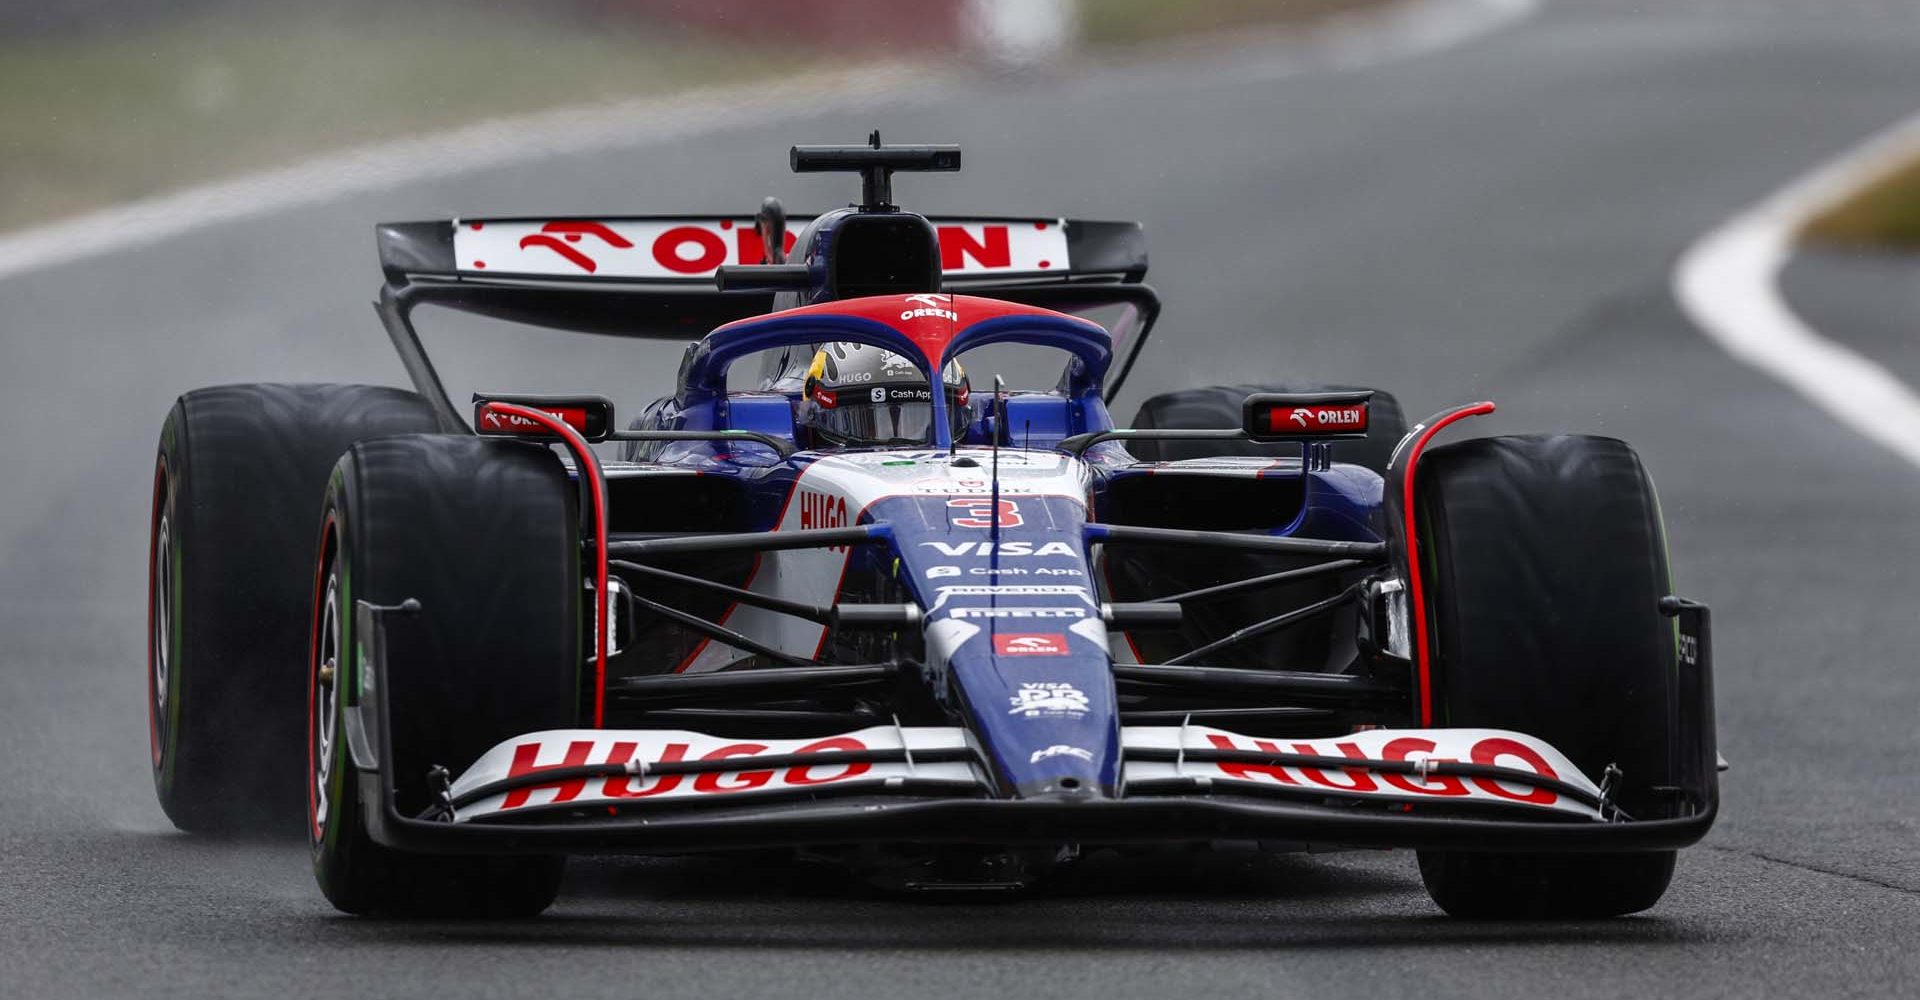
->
609;291;1384;801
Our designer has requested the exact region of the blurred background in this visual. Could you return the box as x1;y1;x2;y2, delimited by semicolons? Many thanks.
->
1;0;1401;413
2;1;1918;997
0;0;1382;231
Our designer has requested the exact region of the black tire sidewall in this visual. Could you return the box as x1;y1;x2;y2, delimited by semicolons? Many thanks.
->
1412;433;1680;918
148;384;441;834
1417;850;1676;920
310;434;577;917
1416;434;1676;810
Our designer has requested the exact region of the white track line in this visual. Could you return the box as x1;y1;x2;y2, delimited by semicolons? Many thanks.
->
0;0;1534;284
0;64;936;283
1675;112;1920;469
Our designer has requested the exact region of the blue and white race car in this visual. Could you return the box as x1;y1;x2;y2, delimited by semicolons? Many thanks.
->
146;136;1718;919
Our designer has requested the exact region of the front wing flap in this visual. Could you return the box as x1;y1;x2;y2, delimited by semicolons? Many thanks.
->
448;724;1605;825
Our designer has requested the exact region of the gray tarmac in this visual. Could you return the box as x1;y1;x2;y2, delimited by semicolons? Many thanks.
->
3;0;1919;996
1782;246;1920;389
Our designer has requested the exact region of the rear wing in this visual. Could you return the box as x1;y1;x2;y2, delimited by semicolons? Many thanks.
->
379;215;1146;285
374;215;1159;427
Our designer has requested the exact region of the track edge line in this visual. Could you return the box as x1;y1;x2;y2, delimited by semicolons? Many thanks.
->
0;0;1536;284
1673;111;1920;470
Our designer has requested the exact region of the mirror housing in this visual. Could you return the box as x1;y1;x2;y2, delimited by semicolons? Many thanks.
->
1242;390;1372;441
472;393;615;441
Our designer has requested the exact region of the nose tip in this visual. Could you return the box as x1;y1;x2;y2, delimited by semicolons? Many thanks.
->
1021;775;1105;801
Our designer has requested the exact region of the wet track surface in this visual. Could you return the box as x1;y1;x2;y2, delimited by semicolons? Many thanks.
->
3;0;1919;996
1783;247;1920;390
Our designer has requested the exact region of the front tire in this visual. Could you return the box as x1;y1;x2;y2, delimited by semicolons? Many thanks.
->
309;434;578;917
1412;434;1679;918
1417;851;1676;920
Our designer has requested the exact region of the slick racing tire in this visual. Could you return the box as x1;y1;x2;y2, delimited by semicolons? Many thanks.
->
1411;434;1678;919
149;383;441;834
310;434;577;918
1127;383;1408;472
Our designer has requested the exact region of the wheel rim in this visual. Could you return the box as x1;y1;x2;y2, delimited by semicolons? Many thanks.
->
312;568;341;840
150;510;171;767
153;516;171;713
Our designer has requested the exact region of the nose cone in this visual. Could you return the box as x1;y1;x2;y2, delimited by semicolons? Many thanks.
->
881;489;1122;798
925;606;1121;794
945;614;1120;798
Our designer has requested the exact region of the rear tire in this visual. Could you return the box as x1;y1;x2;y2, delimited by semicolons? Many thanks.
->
149;384;441;834
1127;382;1407;471
1113;383;1408;670
309;434;578;917
1412;434;1679;918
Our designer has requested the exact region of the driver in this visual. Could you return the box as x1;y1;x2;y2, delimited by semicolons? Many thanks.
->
797;343;970;448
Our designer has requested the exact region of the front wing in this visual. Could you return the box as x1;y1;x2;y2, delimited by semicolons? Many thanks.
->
445;725;1608;824
348;602;1718;857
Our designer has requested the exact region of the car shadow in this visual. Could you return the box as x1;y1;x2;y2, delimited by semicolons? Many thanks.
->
99;827;1712;954
308;847;1712;953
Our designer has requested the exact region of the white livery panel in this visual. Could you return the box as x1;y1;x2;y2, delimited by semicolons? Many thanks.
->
449;725;984;822
1123;725;1604;819
452;217;1070;279
449;723;1603;823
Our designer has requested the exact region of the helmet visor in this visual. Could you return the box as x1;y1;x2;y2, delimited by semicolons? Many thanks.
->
810;385;969;447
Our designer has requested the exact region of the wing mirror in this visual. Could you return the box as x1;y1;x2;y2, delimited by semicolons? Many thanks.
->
1242;390;1372;441
473;393;615;442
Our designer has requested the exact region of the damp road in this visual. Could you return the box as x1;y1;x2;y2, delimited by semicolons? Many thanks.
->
2;0;1918;996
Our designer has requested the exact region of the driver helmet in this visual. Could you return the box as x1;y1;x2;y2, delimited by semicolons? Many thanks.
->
799;343;970;448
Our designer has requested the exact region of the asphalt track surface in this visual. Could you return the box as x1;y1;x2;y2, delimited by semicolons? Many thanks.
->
4;1;1919;996
1784;247;1920;392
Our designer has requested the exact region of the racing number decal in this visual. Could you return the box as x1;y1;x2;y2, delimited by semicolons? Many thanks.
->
948;498;1022;529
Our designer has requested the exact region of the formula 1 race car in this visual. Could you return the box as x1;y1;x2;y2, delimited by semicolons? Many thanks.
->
146;136;1718;919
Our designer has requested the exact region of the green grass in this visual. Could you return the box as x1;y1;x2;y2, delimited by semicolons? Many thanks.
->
1079;0;1392;48
0;7;796;230
1803;156;1920;249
